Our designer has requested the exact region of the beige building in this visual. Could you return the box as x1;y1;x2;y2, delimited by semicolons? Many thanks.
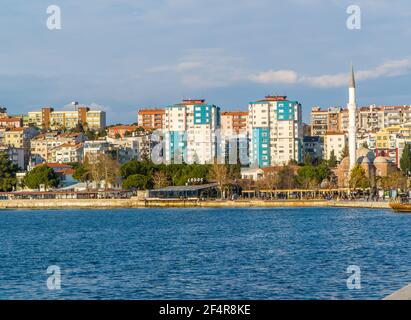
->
221;111;248;136
0;127;38;168
324;132;347;161
50;143;84;164
28;106;106;131
313;105;411;137
311;106;329;136
30;132;86;165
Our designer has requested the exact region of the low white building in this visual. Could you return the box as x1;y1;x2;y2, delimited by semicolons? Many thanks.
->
50;143;84;164
324;132;347;160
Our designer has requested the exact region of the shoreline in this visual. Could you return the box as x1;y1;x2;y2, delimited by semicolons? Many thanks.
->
0;198;391;210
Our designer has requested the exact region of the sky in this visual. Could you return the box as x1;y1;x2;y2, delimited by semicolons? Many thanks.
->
1;0;411;124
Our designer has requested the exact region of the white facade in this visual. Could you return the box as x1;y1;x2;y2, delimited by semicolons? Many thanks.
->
163;100;220;164
248;96;303;167
324;133;347;161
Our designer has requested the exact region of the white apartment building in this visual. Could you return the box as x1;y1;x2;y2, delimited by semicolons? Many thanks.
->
162;99;220;164
248;96;303;167
107;135;152;163
324;132;347;161
30;132;86;165
50;143;84;164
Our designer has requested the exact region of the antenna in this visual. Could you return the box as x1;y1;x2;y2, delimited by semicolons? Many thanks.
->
71;101;79;111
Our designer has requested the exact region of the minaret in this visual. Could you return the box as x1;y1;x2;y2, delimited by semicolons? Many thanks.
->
348;65;357;170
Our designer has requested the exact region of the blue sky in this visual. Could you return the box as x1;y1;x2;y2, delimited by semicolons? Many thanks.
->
1;0;411;123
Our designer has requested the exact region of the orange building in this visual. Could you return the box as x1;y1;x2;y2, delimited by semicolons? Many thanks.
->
137;109;165;130
0;117;23;128
108;125;139;138
221;111;248;136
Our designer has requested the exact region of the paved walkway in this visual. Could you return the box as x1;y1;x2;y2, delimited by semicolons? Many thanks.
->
384;284;411;300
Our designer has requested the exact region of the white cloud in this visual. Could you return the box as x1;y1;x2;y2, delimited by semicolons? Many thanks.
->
250;70;299;84
251;57;411;88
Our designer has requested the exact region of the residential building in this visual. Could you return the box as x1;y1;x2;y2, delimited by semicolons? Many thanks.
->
220;111;249;164
311;106;328;136
163;99;221;164
137;109;165;130
0;146;25;169
313;105;411;136
83;140;115;162
0;127;38;168
28;106;106;131
30;132;86;165
50;143;84;164
248;96;303;167
108;125;139;138
0;117;23;128
0;107;7;118
107;136;152;163
324;132;347;161
303;136;323;162
221;111;248;136
356;124;411;167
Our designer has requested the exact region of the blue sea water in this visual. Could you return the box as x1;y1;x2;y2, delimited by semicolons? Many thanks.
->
0;207;410;300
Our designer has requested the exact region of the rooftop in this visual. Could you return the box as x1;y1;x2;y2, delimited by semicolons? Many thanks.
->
150;183;218;192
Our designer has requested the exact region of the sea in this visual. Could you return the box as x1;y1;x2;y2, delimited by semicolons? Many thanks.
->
0;207;410;300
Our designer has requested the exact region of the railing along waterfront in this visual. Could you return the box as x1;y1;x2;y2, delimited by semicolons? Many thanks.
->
0;190;134;200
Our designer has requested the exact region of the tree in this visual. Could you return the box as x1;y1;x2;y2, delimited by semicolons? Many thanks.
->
73;163;92;188
259;172;279;191
96;154;120;190
400;143;411;176
340;145;349;161
349;164;369;190
24;165;60;190
0;153;19;191
328;150;338;168
153;171;170;189
391;171;407;190
123;174;151;190
296;165;318;189
208;163;228;198
85;154;120;190
277;165;296;189
304;153;313;166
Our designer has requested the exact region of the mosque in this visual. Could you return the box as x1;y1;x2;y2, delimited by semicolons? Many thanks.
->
336;66;398;188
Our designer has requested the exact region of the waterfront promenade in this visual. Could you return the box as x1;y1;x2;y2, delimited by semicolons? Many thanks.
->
0;198;390;210
385;284;411;300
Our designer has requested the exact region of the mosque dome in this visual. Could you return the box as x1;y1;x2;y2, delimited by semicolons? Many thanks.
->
356;147;376;163
360;157;371;164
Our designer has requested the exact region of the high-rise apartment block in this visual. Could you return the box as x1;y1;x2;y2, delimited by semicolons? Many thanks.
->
220;111;249;164
248;96;303;167
163;99;220;164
